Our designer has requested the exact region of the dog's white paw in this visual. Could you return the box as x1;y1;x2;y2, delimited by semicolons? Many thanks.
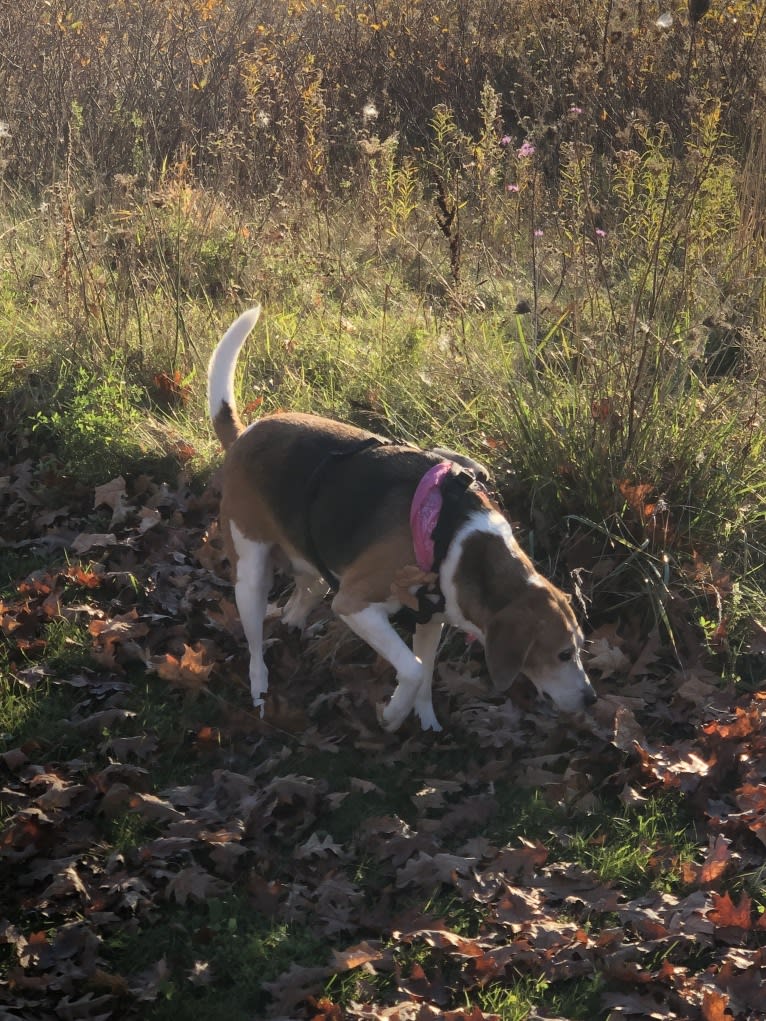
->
376;699;407;733
250;662;269;707
251;697;265;717
416;705;443;732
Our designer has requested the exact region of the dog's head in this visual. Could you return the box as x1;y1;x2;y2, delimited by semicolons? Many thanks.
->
485;585;596;713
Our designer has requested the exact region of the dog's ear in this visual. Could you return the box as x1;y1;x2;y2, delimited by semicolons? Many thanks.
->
484;608;537;692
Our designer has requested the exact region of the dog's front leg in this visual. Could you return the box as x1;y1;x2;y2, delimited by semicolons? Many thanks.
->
230;525;273;712
337;603;423;732
413;617;444;732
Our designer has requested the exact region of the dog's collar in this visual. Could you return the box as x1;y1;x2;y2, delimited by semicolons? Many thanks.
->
410;461;483;573
394;461;485;631
410;461;454;571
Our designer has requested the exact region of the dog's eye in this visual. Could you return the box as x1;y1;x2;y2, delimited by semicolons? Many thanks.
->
558;650;573;662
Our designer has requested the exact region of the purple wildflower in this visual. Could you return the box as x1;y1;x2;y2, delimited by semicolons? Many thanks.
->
506;183;520;193
500;135;512;146
517;140;536;158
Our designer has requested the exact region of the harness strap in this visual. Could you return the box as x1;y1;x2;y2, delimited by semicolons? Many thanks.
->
304;436;388;590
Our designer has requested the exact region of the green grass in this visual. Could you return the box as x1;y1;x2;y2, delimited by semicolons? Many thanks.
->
564;797;698;896
2;19;765;1016
473;976;555;1021
0;550;53;597
103;895;329;1021
6;248;762;671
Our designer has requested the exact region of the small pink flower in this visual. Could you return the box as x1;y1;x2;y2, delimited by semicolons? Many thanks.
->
568;104;583;116
534;229;544;237
506;183;520;193
500;135;512;146
517;140;536;158
595;228;607;237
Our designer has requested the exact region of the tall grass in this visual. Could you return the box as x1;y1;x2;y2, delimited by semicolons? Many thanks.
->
1;0;764;677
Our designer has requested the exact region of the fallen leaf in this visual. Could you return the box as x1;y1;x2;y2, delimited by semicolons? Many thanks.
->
70;533;119;554
150;643;215;692
586;637;630;677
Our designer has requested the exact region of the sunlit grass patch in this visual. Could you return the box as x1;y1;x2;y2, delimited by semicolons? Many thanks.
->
564;796;698;896
473;974;552;1021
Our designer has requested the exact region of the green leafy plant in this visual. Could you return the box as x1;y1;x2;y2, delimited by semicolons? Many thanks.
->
34;366;145;482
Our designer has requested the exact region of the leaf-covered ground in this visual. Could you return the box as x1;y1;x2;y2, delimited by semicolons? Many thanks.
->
1;458;765;1020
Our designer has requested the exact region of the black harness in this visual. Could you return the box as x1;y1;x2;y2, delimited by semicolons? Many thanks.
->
303;436;389;592
303;439;488;628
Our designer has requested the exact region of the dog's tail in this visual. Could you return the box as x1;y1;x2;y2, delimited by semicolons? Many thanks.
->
207;305;261;450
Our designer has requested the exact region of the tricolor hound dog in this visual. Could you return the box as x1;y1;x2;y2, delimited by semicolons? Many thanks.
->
208;306;596;731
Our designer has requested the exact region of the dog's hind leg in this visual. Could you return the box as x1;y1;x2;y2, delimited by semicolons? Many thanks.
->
282;571;328;630
230;523;273;712
412;616;444;732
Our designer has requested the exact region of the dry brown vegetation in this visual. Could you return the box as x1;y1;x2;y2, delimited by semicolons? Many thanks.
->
1;2;766;1019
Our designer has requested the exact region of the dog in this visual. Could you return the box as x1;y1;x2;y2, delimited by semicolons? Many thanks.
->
208;306;596;732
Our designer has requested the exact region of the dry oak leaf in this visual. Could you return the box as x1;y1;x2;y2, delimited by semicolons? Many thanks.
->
261;962;333;1014
203;598;242;634
396;851;477;890
734;781;766;847
138;505;162;533
89;610;150;663
0;599;22;635
94;475;131;526
703;704;761;741
54;992;113;1021
72;708;137;734
628;626;662;677
707;891;752;931
1;746;29;771
634;742;711;793
294;832;345;859
586;637;630;677
128;792;185;823
681;835;732;886
64;564;103;588
330;940;386;971
612;703;648;753
150;643;215;691
30;773;88;810
70;532;119;555
38;863;91;905
701;990;730;1021
165;865;228;905
394;926;487;959
411;779;464;811
350;776;384;795
675;670;719;706
93;477;127;510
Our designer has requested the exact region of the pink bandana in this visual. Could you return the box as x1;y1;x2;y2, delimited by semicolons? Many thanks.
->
410;461;453;571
